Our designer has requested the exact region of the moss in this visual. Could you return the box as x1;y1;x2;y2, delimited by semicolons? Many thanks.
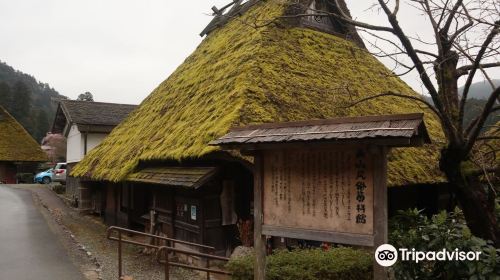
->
72;0;444;185
0;106;47;162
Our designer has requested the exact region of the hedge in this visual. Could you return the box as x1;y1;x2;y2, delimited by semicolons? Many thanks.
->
226;247;373;280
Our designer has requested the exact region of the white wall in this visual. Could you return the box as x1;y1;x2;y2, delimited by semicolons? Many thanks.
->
66;124;108;163
67;124;82;163
86;133;107;152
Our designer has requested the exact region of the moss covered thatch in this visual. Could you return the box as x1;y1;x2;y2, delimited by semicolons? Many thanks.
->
72;1;444;185
0;106;47;162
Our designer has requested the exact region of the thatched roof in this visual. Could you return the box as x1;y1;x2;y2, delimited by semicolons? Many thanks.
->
0;105;47;162
72;0;444;186
58;100;136;126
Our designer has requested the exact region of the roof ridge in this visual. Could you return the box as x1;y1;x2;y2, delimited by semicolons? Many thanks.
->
230;113;424;131
61;99;137;107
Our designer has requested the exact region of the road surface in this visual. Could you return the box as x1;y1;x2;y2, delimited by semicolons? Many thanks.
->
0;185;83;280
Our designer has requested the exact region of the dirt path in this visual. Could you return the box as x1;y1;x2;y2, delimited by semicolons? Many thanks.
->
0;185;84;280
9;184;201;280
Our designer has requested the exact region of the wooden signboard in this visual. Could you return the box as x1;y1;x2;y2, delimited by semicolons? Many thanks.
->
211;113;429;280
261;146;376;245
253;145;388;280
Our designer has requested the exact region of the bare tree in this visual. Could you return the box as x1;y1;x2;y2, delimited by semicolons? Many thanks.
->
213;0;500;245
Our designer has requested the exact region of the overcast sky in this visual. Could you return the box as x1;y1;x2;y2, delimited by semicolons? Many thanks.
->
0;0;498;104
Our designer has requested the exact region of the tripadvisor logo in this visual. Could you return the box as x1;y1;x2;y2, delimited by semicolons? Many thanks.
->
375;244;398;267
375;244;482;267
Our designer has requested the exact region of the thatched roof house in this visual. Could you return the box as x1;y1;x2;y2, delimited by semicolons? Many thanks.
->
50;100;137;208
0;105;46;162
52;100;137;136
0;105;47;183
73;0;443;186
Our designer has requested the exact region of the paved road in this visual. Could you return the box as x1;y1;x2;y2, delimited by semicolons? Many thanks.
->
0;185;83;280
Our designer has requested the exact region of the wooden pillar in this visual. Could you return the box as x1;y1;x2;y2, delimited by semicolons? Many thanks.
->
171;190;176;240
83;126;89;155
199;197;205;246
373;146;388;280
253;152;266;280
114;184;119;226
127;183;132;228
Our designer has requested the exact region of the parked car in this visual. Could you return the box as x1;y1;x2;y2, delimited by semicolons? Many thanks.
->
34;169;53;184
53;162;67;184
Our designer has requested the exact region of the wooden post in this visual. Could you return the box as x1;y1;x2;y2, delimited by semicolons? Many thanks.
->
199;198;205;247
373;146;388;280
171;190;176;240
118;231;123;279
253;152;266;280
206;258;210;280
170;189;175;239
114;184;119;225
83;129;88;155
164;247;170;280
149;209;156;247
127;183;132;228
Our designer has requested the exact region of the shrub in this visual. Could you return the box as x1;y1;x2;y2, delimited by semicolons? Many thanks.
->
52;184;66;194
226;247;373;280
389;208;500;280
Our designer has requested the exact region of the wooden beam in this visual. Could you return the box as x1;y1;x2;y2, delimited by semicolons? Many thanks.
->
171;189;176;240
253;152;266;280
262;225;374;246
373;146;388;280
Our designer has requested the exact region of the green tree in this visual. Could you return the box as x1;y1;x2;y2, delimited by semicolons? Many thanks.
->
34;109;50;141
0;82;12;109
10;81;32;121
0;61;68;141
77;91;94;101
9;80;35;138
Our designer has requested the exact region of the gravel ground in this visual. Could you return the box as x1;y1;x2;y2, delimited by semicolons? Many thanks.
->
12;184;203;280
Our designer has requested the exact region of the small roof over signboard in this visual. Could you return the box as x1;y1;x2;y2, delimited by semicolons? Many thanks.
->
210;113;430;149
127;167;217;189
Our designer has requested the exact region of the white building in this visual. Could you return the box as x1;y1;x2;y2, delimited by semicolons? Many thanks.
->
51;100;136;209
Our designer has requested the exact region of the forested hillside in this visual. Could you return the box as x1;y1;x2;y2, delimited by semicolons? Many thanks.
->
459;81;499;129
424;81;499;130
0;61;67;141
459;79;500;100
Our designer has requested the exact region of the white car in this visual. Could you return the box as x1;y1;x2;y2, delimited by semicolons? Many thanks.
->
52;162;67;184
